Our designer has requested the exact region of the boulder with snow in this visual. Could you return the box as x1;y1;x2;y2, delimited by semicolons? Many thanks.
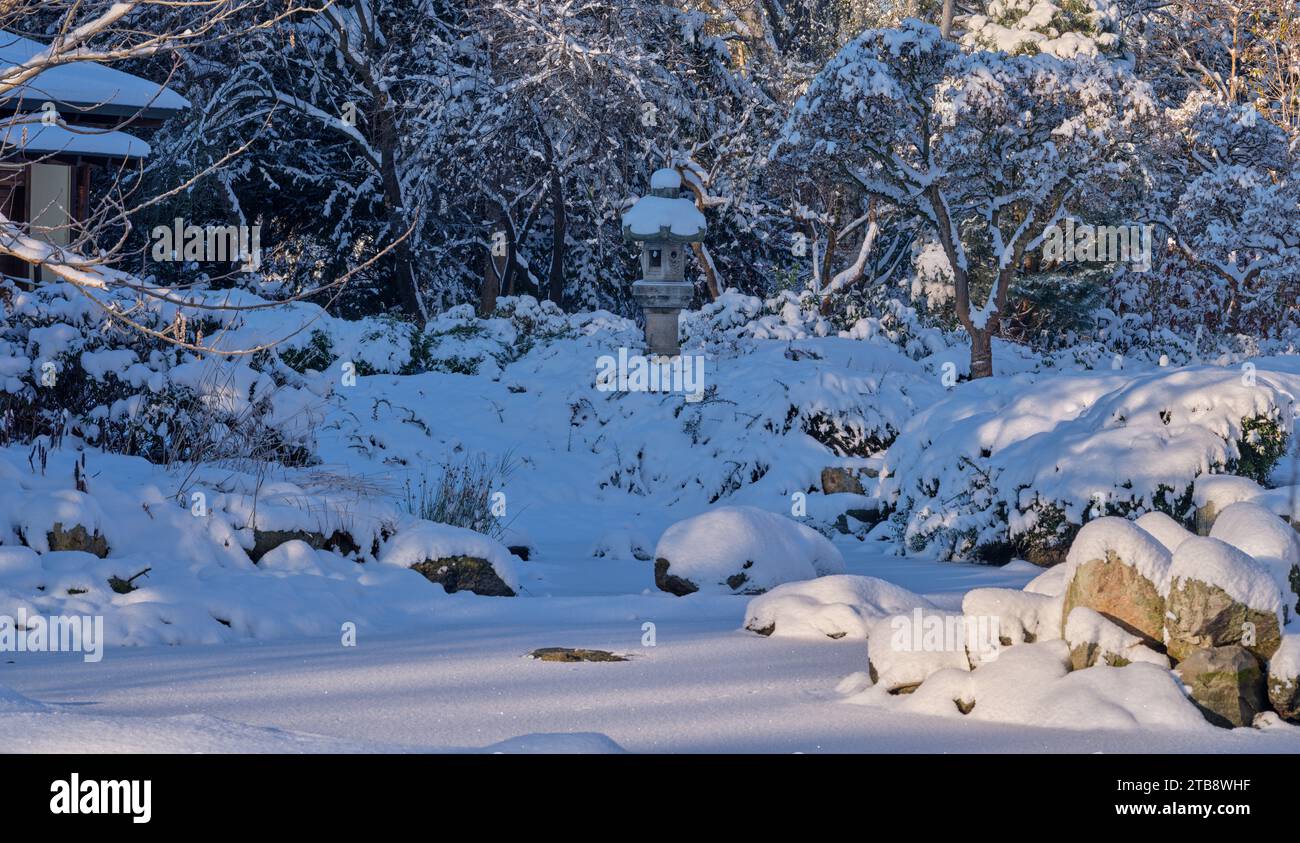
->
1059;518;1172;648
744;575;934;640
652;506;844;596
820;466;865;495
961;587;1062;649
215;485;397;562
1209;501;1300;622
500;527;536;561
1165;537;1283;662
1134;511;1194;553
250;528;358;562
870;640;1209;732
379;522;519;597
18;490;110;558
1174;645;1268;728
590;527;652;561
866;610;973;694
1063;606;1169;671
0;546;43;591
1267;635;1300;723
1022;563;1071;597
1193;474;1265;535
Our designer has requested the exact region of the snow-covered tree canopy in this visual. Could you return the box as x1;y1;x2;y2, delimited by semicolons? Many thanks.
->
777;19;1161;376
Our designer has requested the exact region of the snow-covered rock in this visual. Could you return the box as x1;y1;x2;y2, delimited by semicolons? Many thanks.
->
1059;517;1172;647
855;639;1208;731
1193;474;1266;534
13;490;110;557
1166;536;1284;661
866;610;973;693
590;527;653;561
961;587;1062;648
1209;501;1300;617
1134;511;1195;553
652;506;844;596
1022;563;1071;597
1174;645;1268;728
743;575;934;640
1063;606;1169;670
1267;635;1300;723
379;521;519;597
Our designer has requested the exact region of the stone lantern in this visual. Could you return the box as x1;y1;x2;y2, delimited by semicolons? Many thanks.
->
621;168;707;357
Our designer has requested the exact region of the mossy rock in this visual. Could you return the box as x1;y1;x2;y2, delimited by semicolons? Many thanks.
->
410;555;515;597
1174;645;1267;728
1068;642;1133;671
1267;672;1300;723
820;467;865;495
1021;542;1071;568
1165;577;1282;663
529;647;627;662
1194;503;1219;536
47;523;109;558
1060;551;1166;649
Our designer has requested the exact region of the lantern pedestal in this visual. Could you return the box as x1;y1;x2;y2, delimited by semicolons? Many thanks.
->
632;280;693;357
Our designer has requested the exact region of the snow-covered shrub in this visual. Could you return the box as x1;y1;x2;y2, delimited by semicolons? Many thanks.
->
962;0;1123;59
882;365;1297;561
0;281;320;467
680;288;947;363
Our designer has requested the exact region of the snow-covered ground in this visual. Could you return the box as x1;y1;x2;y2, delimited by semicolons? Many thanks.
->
4;287;1300;752
6;544;1300;753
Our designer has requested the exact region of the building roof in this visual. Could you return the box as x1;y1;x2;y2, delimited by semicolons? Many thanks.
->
0;30;189;120
0;116;151;160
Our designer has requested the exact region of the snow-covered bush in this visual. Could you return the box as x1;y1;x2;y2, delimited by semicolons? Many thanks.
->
882;365;1296;561
961;0;1123;59
0;281;320;467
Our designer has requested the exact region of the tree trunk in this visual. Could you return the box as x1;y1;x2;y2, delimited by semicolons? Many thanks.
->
941;0;955;39
480;249;502;317
927;183;996;379
547;169;565;307
374;105;425;324
691;242;721;300
969;326;993;379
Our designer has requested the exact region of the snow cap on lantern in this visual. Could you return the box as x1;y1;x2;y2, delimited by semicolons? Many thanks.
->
621;168;707;282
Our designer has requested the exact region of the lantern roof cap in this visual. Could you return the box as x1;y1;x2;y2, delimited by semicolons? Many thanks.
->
622;170;706;243
649;168;681;195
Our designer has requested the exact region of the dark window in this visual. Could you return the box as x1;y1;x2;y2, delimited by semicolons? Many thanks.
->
0;167;27;280
649;248;662;268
